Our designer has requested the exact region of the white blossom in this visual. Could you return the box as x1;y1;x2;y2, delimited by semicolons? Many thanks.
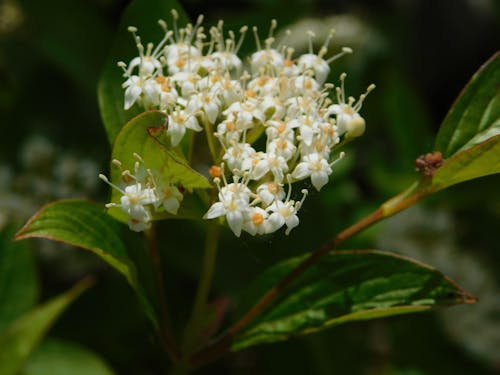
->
112;14;373;237
167;108;202;147
292;153;331;191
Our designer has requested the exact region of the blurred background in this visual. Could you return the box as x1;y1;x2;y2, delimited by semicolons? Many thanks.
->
0;0;499;374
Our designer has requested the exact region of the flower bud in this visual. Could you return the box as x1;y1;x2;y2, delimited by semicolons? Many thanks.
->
345;115;366;138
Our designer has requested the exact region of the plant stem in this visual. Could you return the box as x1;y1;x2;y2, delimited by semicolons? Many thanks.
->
146;225;181;362
202;119;218;163
189;180;432;367
192;222;221;329
187;130;196;164
181;222;221;357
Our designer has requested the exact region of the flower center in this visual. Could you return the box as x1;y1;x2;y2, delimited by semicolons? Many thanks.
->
252;213;264;225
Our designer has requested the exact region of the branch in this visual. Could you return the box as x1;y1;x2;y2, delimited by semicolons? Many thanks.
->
189;181;431;367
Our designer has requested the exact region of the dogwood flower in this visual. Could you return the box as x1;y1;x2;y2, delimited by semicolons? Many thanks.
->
99;154;185;232
167;108;202;146
292;152;344;191
327;73;375;138
203;175;252;237
110;14;374;236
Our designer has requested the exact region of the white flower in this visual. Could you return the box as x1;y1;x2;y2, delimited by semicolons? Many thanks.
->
211;51;243;76
250;49;284;73
128;215;152;232
165;43;201;74
187;90;221;124
252;152;288;182
267;200;299;235
120;184;156;211
293;75;320;93
167;108;202;147
327;73;375;138
289;115;320;147
115;16;374;236
100;174;156;232
222;143;256;171
155;76;179;109
292;152;332;191
243;206;271;235
171;72;201;97
219;76;244;106
265;120;297;141
267;137;297;161
285;96;318;119
216;118;241;142
247;75;278;96
256;181;285;206
122;76;144;110
297;53;330;85
224;99;265;128
155;183;183;214
203;178;251;237
259;95;286;120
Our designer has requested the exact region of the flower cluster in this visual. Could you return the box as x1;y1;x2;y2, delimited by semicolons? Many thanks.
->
103;11;374;236
100;154;182;231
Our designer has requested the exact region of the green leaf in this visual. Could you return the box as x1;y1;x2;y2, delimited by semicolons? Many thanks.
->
108;110;211;222
0;279;92;375
425;53;500;191
97;0;189;144
0;226;39;334
387;53;500;199
430;134;500;192
15;199;159;328
233;250;475;351
21;338;116;375
435;52;500;157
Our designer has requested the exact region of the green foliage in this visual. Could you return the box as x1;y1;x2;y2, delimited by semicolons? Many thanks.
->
435;52;500;157
0;226;38;334
21;338;116;375
14;200;159;328
108;111;211;222
97;0;189;144
0;279;92;375
430;53;500;191
429;52;500;191
431;134;500;192
4;0;499;372
233;250;475;351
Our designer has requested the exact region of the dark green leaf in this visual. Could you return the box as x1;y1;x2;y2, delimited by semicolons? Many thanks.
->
435;52;500;157
97;0;189;144
15;200;159;328
108;110;211;222
233;250;475;351
0;279;92;375
21;338;116;375
0;226;38;334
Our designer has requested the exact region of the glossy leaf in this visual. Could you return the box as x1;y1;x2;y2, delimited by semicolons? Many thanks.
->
0;279;92;375
389;54;500;200
0;226;38;334
97;0;189;144
430;134;500;192
233;250;475;351
22;338;116;375
15;200;159;328
108;110;211;222
435;52;500;157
